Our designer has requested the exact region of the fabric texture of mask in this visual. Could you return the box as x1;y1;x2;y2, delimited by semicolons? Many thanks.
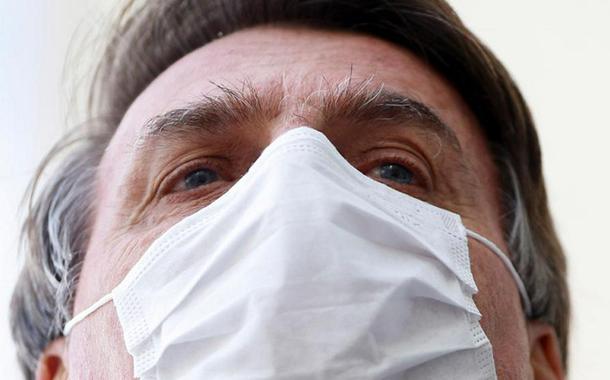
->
63;127;531;379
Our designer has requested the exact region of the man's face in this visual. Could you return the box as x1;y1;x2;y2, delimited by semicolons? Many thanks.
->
66;27;533;378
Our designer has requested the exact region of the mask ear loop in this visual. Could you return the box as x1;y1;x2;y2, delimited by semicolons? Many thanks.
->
63;230;532;335
63;293;113;336
466;229;532;317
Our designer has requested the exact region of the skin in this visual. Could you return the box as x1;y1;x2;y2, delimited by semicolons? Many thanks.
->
37;27;564;379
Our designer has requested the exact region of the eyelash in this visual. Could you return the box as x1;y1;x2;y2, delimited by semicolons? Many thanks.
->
160;158;230;197
360;151;431;190
161;150;431;202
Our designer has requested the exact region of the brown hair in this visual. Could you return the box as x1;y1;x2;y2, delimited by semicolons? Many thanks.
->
10;1;569;378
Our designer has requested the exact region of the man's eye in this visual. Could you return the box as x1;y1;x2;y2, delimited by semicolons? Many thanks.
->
183;168;219;190
374;163;414;184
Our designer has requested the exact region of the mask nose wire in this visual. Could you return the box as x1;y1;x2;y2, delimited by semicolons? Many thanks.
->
466;229;532;317
63;292;113;336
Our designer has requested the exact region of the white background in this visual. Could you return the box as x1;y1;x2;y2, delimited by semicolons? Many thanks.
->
1;1;608;378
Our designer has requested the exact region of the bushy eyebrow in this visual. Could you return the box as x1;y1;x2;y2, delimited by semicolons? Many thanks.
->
311;78;461;150
138;81;283;143
136;78;461;152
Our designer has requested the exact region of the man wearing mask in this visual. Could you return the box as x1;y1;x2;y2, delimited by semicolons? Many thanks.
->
11;1;568;379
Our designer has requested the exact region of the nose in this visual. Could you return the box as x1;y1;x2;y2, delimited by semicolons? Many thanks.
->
267;122;321;144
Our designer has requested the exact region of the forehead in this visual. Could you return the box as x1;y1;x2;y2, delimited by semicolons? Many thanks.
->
111;26;480;150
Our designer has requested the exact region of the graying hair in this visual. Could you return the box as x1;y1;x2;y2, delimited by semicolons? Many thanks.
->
500;152;555;317
10;0;569;378
10;131;108;377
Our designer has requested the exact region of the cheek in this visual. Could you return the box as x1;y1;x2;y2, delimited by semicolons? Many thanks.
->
469;242;531;377
68;213;185;376
67;304;132;378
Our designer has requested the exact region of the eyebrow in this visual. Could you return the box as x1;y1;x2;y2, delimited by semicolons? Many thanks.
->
136;79;461;152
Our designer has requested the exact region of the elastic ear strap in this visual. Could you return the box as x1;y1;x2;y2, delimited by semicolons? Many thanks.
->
62;232;531;335
63;293;114;336
466;229;532;317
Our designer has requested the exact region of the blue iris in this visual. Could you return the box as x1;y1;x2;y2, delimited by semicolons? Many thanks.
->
184;168;219;190
378;163;413;184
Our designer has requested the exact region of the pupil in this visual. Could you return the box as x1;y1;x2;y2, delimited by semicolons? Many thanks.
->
184;169;218;189
379;164;413;184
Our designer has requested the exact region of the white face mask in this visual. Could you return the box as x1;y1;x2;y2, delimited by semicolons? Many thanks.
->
64;127;531;380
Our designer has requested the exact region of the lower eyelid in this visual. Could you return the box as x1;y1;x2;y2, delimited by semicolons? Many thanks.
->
159;155;236;195
163;181;231;204
361;154;432;190
159;148;431;199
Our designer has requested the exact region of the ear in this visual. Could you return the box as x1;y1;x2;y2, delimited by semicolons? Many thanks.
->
527;321;565;380
35;338;68;380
